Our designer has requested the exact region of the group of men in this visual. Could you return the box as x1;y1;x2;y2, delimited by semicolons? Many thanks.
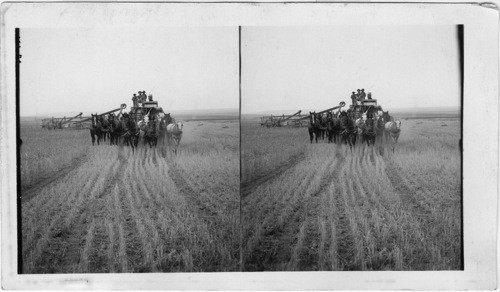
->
131;91;153;108
350;89;372;106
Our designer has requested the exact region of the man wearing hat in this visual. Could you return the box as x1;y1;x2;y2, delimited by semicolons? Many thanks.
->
137;91;144;105
360;89;366;100
132;93;138;109
356;89;361;102
350;91;357;106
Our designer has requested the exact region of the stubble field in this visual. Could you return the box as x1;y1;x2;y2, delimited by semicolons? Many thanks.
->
21;119;239;273
241;117;462;271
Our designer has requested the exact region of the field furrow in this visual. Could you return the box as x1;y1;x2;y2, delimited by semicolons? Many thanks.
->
21;120;239;273
242;118;462;270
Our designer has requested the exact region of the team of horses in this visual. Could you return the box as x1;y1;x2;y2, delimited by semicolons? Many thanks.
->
308;110;401;151
90;112;184;153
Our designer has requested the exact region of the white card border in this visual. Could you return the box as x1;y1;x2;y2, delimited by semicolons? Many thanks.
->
1;2;498;290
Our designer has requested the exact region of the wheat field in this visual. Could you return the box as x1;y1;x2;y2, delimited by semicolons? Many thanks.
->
20;120;239;273
19;117;461;272
242;118;462;271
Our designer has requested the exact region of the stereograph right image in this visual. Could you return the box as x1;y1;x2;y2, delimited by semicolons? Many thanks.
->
241;26;463;271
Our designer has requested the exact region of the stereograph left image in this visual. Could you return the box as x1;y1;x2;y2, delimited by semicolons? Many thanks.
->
18;28;240;273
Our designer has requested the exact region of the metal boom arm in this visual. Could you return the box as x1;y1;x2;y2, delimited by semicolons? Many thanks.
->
75;104;127;123
60;112;83;125
298;101;346;120
281;110;302;122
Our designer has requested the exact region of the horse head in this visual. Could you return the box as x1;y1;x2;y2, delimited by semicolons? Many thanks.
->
355;118;364;128
395;119;401;130
176;121;184;132
309;111;316;125
317;113;324;123
91;114;102;128
364;117;375;131
122;113;135;130
164;113;171;125
100;115;110;127
376;116;385;129
382;111;392;123
158;118;166;131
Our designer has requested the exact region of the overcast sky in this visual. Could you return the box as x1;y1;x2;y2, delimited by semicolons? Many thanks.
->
20;28;239;117
241;26;461;114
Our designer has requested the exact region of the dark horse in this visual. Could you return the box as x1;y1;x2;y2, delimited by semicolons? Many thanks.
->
308;111;321;144
158;113;172;146
362;115;376;146
108;113;125;145
326;111;342;144
144;118;159;148
374;114;386;143
381;110;393;143
381;110;391;124
317;113;327;140
99;115;110;143
340;111;357;150
90;114;102;146
122;113;140;152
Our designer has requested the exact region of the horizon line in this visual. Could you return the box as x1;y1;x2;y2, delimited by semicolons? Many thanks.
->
20;107;240;118
242;105;461;115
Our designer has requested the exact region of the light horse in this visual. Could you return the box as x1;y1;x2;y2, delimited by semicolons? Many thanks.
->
90;114;102;146
166;120;183;154
308;111;321;144
385;119;401;152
